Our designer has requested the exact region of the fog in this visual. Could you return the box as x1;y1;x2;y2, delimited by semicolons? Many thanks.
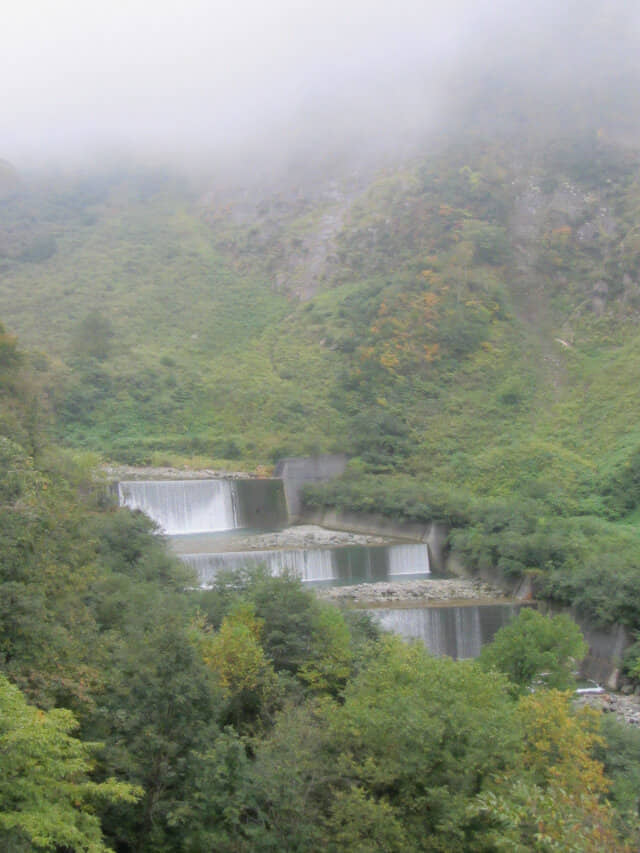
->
3;0;640;172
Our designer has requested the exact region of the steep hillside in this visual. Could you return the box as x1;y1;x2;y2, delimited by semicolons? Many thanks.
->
3;240;640;852
3;133;640;636
2;137;637;468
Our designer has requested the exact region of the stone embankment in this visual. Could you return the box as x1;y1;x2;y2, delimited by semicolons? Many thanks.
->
315;578;510;606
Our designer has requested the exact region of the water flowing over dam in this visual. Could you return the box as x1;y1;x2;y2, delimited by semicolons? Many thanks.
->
117;478;287;534
182;542;430;587
370;604;521;659
116;474;519;660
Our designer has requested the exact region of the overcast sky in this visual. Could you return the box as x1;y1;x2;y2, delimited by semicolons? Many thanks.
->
2;0;639;168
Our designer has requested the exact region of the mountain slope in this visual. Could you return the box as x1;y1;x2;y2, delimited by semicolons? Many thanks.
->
3;134;640;634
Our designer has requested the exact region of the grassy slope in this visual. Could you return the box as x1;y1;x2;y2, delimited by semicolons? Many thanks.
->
3;135;640;632
0;140;637;475
0;179;350;463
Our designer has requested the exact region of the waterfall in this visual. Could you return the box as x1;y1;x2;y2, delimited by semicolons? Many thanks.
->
180;542;430;588
386;543;430;577
118;480;238;535
182;548;336;586
370;604;519;659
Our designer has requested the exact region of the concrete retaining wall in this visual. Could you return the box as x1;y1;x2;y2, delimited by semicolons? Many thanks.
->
300;505;631;686
579;620;630;689
537;603;631;689
235;478;288;530
274;454;348;519
299;507;449;573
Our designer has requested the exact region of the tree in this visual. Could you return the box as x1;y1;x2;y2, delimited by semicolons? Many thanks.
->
175;728;255;853
87;606;222;852
324;636;521;849
475;691;628;851
0;673;139;852
299;603;352;696
324;786;409;853
598;716;640;847
479;608;587;694
246;699;335;852
195;602;278;729
71;311;114;361
245;570;323;676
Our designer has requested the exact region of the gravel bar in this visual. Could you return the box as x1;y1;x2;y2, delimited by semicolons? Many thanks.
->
314;577;511;605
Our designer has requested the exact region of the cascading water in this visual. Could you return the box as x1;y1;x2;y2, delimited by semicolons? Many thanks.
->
116;475;513;660
117;480;239;535
386;543;431;578
370;604;520;659
182;548;336;586
181;542;430;587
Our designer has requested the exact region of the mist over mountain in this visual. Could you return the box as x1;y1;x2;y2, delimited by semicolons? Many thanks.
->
5;4;640;849
3;0;639;176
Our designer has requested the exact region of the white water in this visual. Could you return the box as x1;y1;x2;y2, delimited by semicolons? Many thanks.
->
115;476;510;659
182;548;336;586
387;543;431;578
118;480;238;535
181;542;430;587
371;605;518;660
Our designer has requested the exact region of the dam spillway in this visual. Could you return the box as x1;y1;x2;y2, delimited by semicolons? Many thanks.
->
181;542;431;587
117;478;288;535
369;604;521;660
115;474;518;660
118;480;238;534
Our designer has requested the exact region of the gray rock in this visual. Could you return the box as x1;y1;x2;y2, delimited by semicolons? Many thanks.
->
577;222;597;243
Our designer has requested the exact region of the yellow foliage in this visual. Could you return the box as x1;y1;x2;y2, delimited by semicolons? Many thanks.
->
478;691;628;851
420;269;442;287
366;290;441;375
190;605;273;695
518;690;607;797
423;344;439;362
515;691;625;851
379;350;400;370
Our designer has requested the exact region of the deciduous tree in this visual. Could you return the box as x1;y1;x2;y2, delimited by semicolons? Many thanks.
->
0;673;139;852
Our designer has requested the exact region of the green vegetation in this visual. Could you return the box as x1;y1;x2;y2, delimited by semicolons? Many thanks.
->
2;133;640;632
3;127;640;846
478;608;588;695
0;674;140;852
0;332;636;848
